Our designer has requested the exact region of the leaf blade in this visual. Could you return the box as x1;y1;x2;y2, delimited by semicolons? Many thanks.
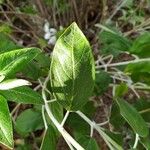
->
0;86;43;105
116;98;149;137
0;47;40;77
50;22;95;111
0;95;13;149
0;79;31;90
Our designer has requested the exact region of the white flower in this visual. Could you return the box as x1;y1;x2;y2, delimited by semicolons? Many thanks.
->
48;36;56;45
43;21;57;45
49;28;57;35
44;22;50;33
44;32;51;40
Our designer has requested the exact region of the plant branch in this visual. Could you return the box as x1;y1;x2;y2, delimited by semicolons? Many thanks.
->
76;111;123;150
96;58;150;69
133;134;139;149
41;76;85;150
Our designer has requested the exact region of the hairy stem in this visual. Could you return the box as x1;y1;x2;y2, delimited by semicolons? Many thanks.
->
96;58;150;69
76;111;123;150
41;76;85;150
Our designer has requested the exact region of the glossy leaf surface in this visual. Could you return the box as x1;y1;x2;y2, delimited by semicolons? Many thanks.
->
0;79;31;90
0;47;40;77
50;22;95;111
0;86;43;104
0;95;13;149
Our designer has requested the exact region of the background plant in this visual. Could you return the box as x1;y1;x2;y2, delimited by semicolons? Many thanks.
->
0;0;149;150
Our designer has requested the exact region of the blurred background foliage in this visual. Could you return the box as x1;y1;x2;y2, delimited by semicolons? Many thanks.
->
0;0;150;149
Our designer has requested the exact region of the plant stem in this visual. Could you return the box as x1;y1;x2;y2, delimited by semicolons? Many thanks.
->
76;111;123;150
41;76;85;150
96;58;150;69
106;0;128;24
44;102;84;150
42;105;48;130
61;110;70;126
139;108;150;114
133;134;139;149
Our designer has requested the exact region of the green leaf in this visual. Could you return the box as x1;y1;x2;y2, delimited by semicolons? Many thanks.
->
129;33;150;58
50;22;95;111
0;86;43;105
115;83;128;97
134;99;150;122
104;129;123;146
0;95;13;149
125;62;150;74
0;33;20;53
0;47;41;77
94;71;112;95
15;109;44;136
0;24;12;35
0;79;31;90
125;62;150;84
99;29;131;56
67;113;90;135
140;134;150;150
115;98;149;137
16;144;32;150
45;101;63;135
110;102;125;128
22;53;50;80
22;61;42;80
40;125;58;150
76;136;100;150
48;101;63;123
80;101;96;118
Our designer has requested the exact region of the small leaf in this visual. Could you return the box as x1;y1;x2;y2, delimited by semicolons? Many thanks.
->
115;98;149;137
0;79;31;90
110;102;125;128
80;101;96;117
134;99;150;122
67;113;90;135
48;101;63;123
0;86;43;105
15;109;44;136
115;83;128;97
40;125;58;150
99;29;131;56
0;33;20;53
125;62;150;74
129;33;150;58
76;136;100;150
125;62;150;84
0;47;40;77
50;22;95;111
0;95;13;149
140;134;150;150
94;71;112;95
104;129;123;146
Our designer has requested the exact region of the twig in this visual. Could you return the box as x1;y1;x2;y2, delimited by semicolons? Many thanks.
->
133;134;139;149
106;0;128;24
41;76;85;150
96;58;150;69
61;110;70;127
76;111;123;150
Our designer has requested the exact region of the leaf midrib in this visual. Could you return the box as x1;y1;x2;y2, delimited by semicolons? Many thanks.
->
70;25;75;105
